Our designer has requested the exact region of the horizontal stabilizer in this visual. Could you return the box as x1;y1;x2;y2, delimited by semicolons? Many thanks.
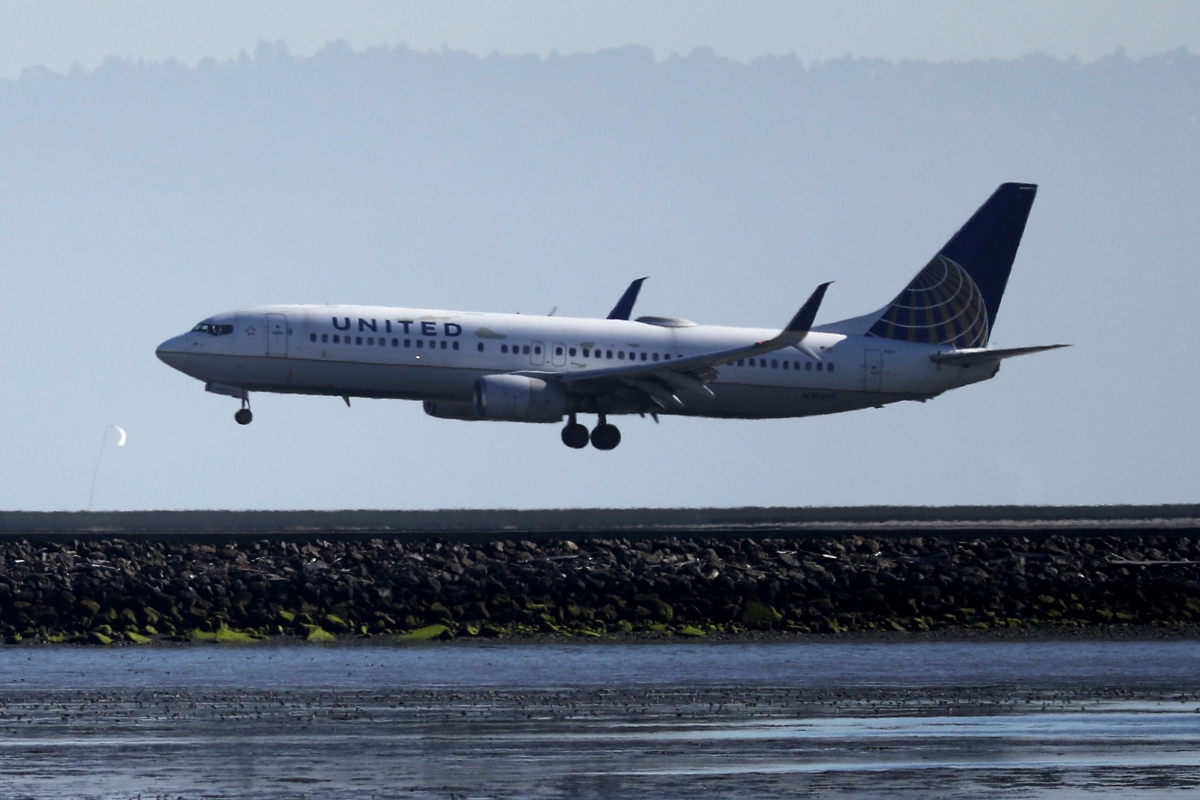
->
931;344;1070;368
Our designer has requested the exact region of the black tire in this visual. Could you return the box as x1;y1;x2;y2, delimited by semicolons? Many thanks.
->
561;423;589;449
234;408;253;426
590;423;621;450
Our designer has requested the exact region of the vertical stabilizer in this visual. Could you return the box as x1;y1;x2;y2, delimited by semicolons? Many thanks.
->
868;183;1037;347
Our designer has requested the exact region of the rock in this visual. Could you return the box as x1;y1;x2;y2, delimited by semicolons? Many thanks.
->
427;602;454;623
215;624;258;644
304;626;336;643
740;601;783;629
634;595;674;623
396;624;451;641
87;631;112;645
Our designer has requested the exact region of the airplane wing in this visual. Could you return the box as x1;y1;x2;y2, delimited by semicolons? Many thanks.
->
930;344;1070;367
525;283;832;409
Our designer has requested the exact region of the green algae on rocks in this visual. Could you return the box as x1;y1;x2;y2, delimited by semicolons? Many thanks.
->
0;533;1199;644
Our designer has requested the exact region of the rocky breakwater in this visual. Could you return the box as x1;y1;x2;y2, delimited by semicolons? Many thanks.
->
0;533;1198;643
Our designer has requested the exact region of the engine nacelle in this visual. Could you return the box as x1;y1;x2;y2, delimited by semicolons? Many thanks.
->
473;374;567;423
422;400;481;421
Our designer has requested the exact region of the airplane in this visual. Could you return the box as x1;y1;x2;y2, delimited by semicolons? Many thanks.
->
156;183;1066;450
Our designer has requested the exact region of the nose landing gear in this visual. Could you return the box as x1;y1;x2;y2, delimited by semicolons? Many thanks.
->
234;396;253;426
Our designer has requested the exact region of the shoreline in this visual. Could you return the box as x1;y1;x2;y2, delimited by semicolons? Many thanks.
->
9;623;1200;647
3;531;1199;646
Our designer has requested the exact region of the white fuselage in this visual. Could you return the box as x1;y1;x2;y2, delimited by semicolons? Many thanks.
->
156;304;999;420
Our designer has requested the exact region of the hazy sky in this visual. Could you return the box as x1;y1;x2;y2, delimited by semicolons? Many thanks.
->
1;1;1199;79
0;4;1196;512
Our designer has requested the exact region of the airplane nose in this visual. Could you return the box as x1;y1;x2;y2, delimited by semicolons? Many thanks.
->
155;334;189;369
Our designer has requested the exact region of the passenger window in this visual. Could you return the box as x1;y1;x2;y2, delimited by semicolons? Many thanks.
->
569;348;576;356
749;358;755;366
309;333;316;342
452;341;459;350
828;363;835;373
392;338;398;346
618;351;625;360
367;337;374;345
477;342;484;352
652;353;659;361
441;341;447;349
534;345;541;354
641;352;647;361
582;348;589;357
523;345;530;355
664;354;671;360
606;350;613;359
404;339;411;348
771;359;778;368
322;333;329;343
817;362;823;371
805;361;812;371
355;336;363;345
333;335;340;344
417;340;424;348
501;344;508;353
737;359;744;366
782;360;788;369
555;347;563;356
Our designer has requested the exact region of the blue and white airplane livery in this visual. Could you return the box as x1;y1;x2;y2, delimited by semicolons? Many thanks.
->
157;183;1066;450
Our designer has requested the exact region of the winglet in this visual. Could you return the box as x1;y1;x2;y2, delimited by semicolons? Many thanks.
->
785;282;833;337
607;277;648;320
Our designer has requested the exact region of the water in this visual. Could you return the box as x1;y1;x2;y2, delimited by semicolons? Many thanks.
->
0;640;1198;798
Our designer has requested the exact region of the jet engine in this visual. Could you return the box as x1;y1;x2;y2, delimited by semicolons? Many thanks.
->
473;374;567;423
422;400;481;421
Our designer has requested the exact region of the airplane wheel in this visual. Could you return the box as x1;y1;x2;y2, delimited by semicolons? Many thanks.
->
235;408;253;426
590;423;621;451
561;423;589;449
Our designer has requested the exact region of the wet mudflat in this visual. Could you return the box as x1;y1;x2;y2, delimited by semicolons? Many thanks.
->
1;641;1199;799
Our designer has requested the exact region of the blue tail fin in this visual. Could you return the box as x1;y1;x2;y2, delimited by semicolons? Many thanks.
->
868;183;1037;347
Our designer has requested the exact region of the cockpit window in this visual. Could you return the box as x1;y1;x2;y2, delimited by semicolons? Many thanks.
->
192;322;234;336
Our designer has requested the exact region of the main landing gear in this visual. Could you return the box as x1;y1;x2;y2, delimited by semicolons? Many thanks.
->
234;396;253;426
561;413;621;450
561;414;589;449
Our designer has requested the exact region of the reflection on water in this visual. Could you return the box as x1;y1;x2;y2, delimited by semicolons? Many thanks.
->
0;640;1198;798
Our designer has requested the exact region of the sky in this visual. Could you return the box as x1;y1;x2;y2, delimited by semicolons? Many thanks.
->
1;1;1199;79
0;3;1197;512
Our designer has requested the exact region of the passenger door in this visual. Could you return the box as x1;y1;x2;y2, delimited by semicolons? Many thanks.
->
863;349;883;392
550;342;567;367
530;341;546;366
266;314;289;357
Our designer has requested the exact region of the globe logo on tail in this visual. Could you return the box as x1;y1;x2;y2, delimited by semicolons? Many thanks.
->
868;255;990;348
